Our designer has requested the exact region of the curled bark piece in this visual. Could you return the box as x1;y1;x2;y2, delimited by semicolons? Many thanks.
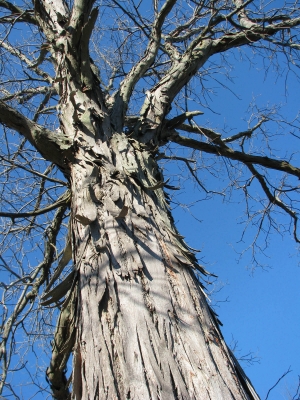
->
74;186;98;225
143;181;165;190
41;271;75;306
45;238;72;293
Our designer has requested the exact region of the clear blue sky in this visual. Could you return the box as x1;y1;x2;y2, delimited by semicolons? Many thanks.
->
169;51;300;399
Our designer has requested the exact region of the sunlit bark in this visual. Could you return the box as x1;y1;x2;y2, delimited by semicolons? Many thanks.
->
69;133;258;399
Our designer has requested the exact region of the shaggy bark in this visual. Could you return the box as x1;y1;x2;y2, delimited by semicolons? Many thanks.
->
44;75;258;396
69;135;258;399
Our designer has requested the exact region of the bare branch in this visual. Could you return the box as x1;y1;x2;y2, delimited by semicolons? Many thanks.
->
165;111;204;130
246;163;300;242
212;17;300;55
0;190;71;220
110;0;177;129
0;0;37;25
0;156;66;185
0;42;53;84
265;367;292;400
223;118;267;143
0;86;53;103
0;204;68;393
0;101;72;168
170;134;300;179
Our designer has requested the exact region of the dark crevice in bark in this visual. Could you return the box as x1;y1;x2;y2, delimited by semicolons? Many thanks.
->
145;319;159;366
98;280;110;319
135;234;162;264
206;388;213;400
111;340;123;395
169;367;180;400
162;318;168;350
100;313;121;399
140;270;158;330
175;358;190;396
227;386;237;400
167;320;190;395
191;381;198;399
93;382;99;400
113;278;121;315
234;364;259;400
216;343;244;399
168;313;175;353
204;332;223;372
82;360;86;390
134;240;152;280
100;370;106;400
206;347;236;399
136;330;153;399
174;324;195;374
183;269;211;337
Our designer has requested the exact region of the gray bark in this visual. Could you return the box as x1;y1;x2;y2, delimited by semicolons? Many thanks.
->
38;69;259;396
69;135;259;399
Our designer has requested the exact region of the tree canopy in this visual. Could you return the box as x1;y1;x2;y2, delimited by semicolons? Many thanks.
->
0;0;300;398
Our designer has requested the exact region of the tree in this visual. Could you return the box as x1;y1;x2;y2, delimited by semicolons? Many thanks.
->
0;0;299;398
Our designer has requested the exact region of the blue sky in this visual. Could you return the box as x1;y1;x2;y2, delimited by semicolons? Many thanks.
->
168;50;300;399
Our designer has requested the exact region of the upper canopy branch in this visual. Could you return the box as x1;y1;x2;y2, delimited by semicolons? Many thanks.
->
137;11;300;138
110;0;177;130
1;86;54;103
174;118;266;145
0;155;66;185
211;16;300;54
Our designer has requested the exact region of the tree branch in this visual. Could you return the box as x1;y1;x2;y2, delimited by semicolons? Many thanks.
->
265;367;292;400
211;17;300;55
138;12;300;138
0;41;53;84
110;0;177;130
223;119;266;143
0;86;53;103
0;190;71;220
0;155;66;185
246;163;300;242
170;134;300;178
0;100;72;168
0;204;68;393
0;0;37;25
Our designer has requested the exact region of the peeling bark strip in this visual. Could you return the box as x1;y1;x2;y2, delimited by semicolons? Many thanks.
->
68;132;259;400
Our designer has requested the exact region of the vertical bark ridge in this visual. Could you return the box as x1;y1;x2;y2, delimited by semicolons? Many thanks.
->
136;329;154;399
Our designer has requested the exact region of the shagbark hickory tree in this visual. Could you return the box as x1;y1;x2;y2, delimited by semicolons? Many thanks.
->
0;0;300;398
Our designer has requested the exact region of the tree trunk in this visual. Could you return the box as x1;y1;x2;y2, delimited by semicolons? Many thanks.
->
42;56;259;398
69;129;259;399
